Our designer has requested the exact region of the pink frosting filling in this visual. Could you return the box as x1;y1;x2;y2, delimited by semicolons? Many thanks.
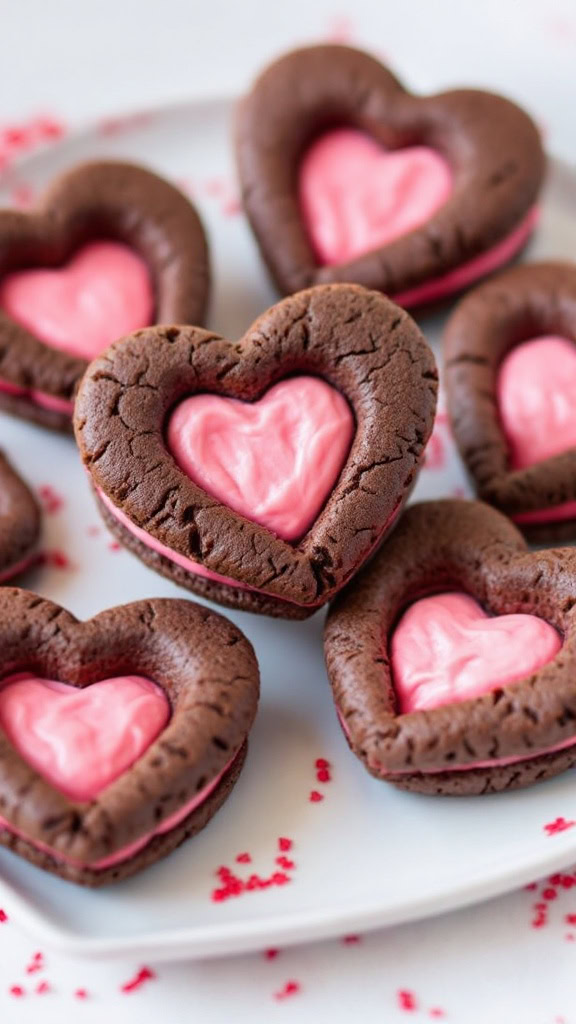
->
0;241;154;360
299;126;537;307
0;376;74;415
167;376;354;542
0;672;170;801
498;336;576;524
391;592;561;714
299;129;453;266
0;672;238;870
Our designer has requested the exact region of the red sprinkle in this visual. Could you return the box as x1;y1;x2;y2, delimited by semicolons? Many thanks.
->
544;817;576;835
429;1010;446;1019
274;980;300;1001
0;909;8;922
9;985;25;998
566;913;576;925
40;549;71;570
35;981;51;995
309;790;324;802
398;989;418;1012
75;989;89;1000
120;966;156;994
38;485;64;515
342;934;361;944
236;852;252;864
264;948;279;960
108;540;122;552
543;888;558;901
278;838;293;852
275;855;295;870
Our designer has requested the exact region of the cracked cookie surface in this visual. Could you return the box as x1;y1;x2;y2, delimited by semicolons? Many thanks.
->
75;283;437;618
324;499;576;795
0;590;259;885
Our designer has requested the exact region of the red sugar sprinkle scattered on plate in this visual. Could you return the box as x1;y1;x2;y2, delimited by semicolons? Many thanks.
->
120;966;156;994
278;837;293;852
275;855;295;870
342;934;361;944
40;549;72;570
309;790;324;802
75;988;89;1000
274;980;300;1001
566;913;576;925
544;817;576;835
429;1009;446;1019
9;985;25;997
38;485;64;515
0;909;8;922
35;981;51;995
264;948;279;960
236;852;252;864
398;989;418;1011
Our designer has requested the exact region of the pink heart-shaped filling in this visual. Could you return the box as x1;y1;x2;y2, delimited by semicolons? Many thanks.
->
299;128;452;266
0;673;170;801
391;592;561;713
498;336;576;468
0;241;154;360
167;376;354;541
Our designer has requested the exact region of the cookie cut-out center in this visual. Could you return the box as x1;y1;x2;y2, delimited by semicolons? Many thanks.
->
390;592;561;713
166;376;354;541
299;129;452;266
0;673;170;801
0;241;154;360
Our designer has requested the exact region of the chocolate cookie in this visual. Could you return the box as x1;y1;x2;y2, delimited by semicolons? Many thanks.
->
236;45;544;305
0;590;259;886
0;452;40;581
74;283;437;619
324;499;576;796
444;262;576;542
0;161;210;431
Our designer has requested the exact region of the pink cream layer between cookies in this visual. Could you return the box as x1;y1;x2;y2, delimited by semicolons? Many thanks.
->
0;241;154;360
299;128;538;306
339;591;573;774
0;672;236;869
498;336;576;524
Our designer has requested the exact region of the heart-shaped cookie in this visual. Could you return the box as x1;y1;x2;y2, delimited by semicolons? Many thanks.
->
74;284;438;619
236;45;544;304
0;161;210;432
0;452;40;581
444;262;576;542
0;590;259;886
324;499;576;796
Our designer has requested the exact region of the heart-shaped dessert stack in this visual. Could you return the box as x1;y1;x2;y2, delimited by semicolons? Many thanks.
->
0;590;259;886
325;500;576;795
236;44;545;305
0;161;210;431
0;452;40;582
444;262;576;541
74;283;438;618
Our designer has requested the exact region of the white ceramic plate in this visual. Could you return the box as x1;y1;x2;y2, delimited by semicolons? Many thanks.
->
0;98;575;963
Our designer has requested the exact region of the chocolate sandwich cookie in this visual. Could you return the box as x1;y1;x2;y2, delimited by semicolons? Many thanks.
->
324;499;576;796
0;161;210;431
0;452;40;581
444;262;576;542
0;590;259;886
236;44;545;306
74;283;437;619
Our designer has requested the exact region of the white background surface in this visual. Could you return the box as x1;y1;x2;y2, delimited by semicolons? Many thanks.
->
1;0;576;1021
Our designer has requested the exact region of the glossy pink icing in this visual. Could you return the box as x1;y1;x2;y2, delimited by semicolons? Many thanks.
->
300;129;452;266
0;241;153;360
0;375;74;415
498;336;576;524
0;752;234;869
166;376;354;541
391;592;561;713
0;672;170;802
